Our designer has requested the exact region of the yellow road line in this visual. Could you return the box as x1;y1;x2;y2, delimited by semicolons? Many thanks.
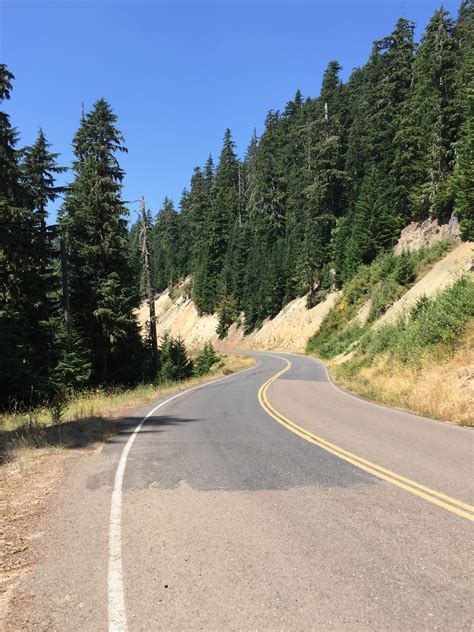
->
257;357;474;522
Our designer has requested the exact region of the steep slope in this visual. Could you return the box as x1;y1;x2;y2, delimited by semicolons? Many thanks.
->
376;241;472;328
136;285;339;353
136;239;471;356
135;228;473;424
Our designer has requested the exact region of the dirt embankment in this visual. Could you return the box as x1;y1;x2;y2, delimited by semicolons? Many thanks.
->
376;241;472;328
136;289;340;353
137;240;471;355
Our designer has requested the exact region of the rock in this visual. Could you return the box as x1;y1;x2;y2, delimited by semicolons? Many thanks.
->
394;212;460;255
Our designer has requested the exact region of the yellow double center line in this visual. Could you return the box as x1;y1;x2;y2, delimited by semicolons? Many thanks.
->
257;357;474;522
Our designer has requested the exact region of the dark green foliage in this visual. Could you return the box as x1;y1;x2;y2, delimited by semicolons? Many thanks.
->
130;6;469;334
193;342;219;376
51;324;92;392
151;197;180;292
216;295;239;339
307;241;456;359
60;99;142;384
0;67;66;407
159;334;193;382
3;5;472;411
394;252;417;285
453;1;474;239
360;276;474;366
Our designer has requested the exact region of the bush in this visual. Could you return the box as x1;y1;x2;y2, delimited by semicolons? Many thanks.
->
309;324;366;359
394;252;416;286
194;343;219;376
360;276;474;367
307;240;457;358
159;334;193;383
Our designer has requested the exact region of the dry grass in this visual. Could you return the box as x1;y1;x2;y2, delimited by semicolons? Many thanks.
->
331;324;474;426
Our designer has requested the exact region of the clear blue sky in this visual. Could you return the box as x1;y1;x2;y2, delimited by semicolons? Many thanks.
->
1;0;461;223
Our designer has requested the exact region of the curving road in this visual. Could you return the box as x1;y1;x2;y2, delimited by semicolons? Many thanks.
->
11;352;473;631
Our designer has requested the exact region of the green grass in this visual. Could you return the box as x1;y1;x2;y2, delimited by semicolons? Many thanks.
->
307;239;457;359
359;276;474;368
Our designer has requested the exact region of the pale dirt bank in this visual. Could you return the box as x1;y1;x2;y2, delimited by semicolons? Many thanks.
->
135;229;472;424
137;241;471;355
376;241;473;328
136;285;340;353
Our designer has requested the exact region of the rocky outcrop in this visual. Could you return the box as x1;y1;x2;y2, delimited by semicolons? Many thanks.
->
394;213;460;254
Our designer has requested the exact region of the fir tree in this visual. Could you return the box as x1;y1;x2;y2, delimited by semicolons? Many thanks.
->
193;342;219;376
151;197;180;291
406;9;458;219
453;0;474;239
60;99;141;384
0;65;45;405
20;129;66;387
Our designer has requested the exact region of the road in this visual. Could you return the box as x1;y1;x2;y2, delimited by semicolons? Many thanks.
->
9;352;473;631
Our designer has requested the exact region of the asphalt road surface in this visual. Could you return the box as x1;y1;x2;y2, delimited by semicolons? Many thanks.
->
10;352;473;631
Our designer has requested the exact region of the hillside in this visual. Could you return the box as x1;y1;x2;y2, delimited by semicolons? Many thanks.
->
137;218;473;423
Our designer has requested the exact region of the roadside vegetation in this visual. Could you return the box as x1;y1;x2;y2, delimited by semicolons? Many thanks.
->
306;240;456;359
330;277;474;425
3;5;472;419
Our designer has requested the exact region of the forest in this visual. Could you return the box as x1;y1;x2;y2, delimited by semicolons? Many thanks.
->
1;2;473;409
131;3;473;333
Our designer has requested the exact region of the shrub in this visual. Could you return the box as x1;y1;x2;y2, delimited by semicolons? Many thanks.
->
394;252;416;286
360;276;473;367
194;343;219;376
159;334;193;383
307;240;456;359
309;324;366;359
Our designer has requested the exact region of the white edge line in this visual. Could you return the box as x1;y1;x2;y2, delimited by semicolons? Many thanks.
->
107;359;262;632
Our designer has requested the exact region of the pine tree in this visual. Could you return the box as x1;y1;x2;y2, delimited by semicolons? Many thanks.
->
406;9;458;219
193;130;239;312
194;342;219;376
20;129;66;387
216;295;239;339
151;197;180;291
0;65;46;406
453;0;474;239
60;99;141;384
159;334;193;382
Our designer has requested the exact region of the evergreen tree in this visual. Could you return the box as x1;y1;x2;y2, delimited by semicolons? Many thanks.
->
405;9;458;219
60;99;141;384
216;295;239;338
159;334;193;382
0;65;46;405
193;130;239;312
453;0;474;239
20;129;66;386
151;197;180;291
193;342;219;376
